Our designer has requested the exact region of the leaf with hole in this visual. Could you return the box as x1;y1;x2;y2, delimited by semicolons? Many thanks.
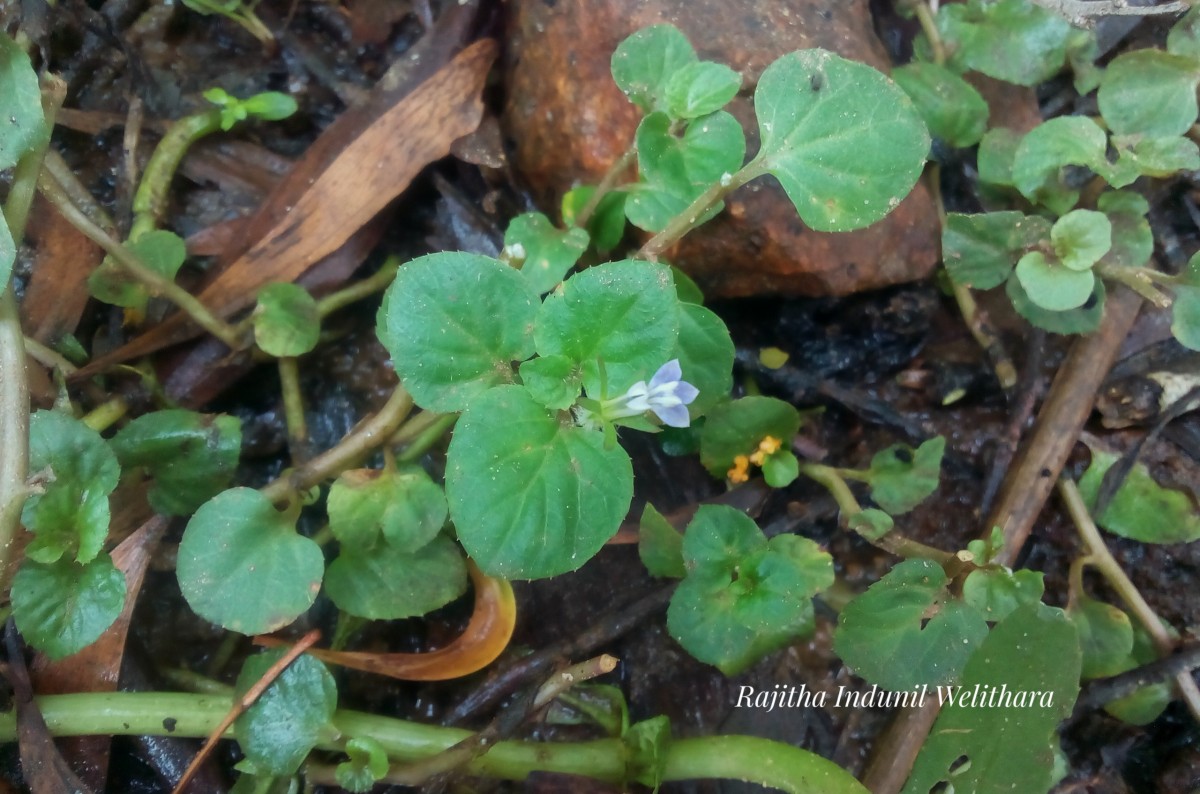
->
902;604;1080;794
834;558;988;690
235;649;337;775
752;49;929;232
446;386;633;579
1077;448;1200;543
178;488;324;634
1006;273;1104;335
110;409;242;516
380;252;539;412
865;436;945;515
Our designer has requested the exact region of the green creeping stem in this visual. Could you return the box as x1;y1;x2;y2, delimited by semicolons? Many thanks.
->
128;108;225;243
5;693;868;793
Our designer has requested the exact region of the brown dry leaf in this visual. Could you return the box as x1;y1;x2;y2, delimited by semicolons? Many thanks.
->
73;37;496;380
21;193;101;345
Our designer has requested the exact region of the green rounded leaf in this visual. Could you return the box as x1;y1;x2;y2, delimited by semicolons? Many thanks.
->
235;649;337;775
326;466;447;552
626;110;745;233
380;252;539;412
961;567;1044;622
178;488;324;634
1068;595;1134;680
1011;116;1106;212
1110;135;1200;183
110;409;242;516
638;503;686;579
336;737;390;793
977;127;1021;188
664;61;741;119
668;506;830;674
1014;251;1095;312
891;62;988;148
1077;448;1200;543
848;508;894;540
89;230;188;310
1098;190;1152;270
753;49;929;232
610;24;697;112
253;282;319;357
11;555;126;660
446;386;633;579
672;302;733;418
1168;5;1200;59
1051;210;1111;272
519;354;583;411
700;396;800;477
561;186;627;252
866;436;945;515
503;212;590;294
937;0;1073;86
834;558;989;690
1172;285;1200;351
1006;272;1104;335
241;91;299;121
1098;49;1200;138
23;410;120;565
325;534;467;620
0;33;46;170
942;212;1048;290
534;260;679;397
903;604;1080;794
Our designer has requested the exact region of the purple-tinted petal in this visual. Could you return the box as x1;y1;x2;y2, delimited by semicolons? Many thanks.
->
649;359;682;389
674;380;700;405
653;402;691;428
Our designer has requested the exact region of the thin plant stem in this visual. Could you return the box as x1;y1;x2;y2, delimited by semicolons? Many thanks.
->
574;145;637;229
81;396;130;433
316;255;401;319
0;76;67;593
0;692;868;793
1058;477;1200;723
278;356;311;464
798;462;955;567
911;0;947;65
129;109;225;243
259;385;414;504
395;412;457;463
22;336;77;375
637;162;760;260
38;158;243;350
1095;262;1173;309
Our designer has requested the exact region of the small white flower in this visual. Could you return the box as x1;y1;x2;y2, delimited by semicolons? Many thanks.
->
604;359;699;428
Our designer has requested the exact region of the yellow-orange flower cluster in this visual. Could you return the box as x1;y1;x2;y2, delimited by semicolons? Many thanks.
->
726;435;783;484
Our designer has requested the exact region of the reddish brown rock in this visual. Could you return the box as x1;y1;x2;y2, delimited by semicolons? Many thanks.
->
503;0;940;297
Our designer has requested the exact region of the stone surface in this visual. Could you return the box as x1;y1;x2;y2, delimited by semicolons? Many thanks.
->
503;0;940;297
